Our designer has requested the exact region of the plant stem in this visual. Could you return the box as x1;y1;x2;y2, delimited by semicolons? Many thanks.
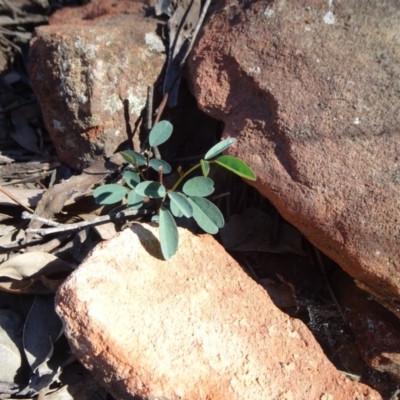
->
170;162;201;192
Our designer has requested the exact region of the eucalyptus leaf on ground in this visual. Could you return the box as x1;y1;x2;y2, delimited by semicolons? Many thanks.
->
149;120;173;147
0;252;73;294
135;181;166;198
159;207;179;259
187;196;224;234
182;176;214;197
215;155;256;181
23;294;63;373
93;184;127;205
204;137;236;160
0;310;25;383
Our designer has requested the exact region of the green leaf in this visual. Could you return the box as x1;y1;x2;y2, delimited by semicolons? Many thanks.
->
135;181;166;198
121;150;146;166
124;170;140;189
93;184;126;205
204;137;237;160
187;196;224;234
168;192;192;218
182;177;214;197
170;201;183;218
127;190;143;210
215;155;256;181
200;160;210;177
149;159;172;174
159;207;179;260
149;120;173;147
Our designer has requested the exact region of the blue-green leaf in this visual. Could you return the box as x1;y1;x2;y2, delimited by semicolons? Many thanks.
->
187;196;224;234
159;207;179;260
204;137;237;160
93;184;126;205
200;159;210;177
135;181;166;198
149;120;173;147
182;177;214;197
121;150;146;166
127;190;143;210
149;159;172;174
215;155;256;181
168;192;192;218
124;170;140;189
170;201;183;218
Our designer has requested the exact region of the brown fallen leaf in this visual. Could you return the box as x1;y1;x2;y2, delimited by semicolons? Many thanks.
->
26;155;123;243
0;252;73;294
0;187;44;208
10;109;41;154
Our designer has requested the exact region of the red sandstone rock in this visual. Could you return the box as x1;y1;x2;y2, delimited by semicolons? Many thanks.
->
29;0;166;170
331;270;400;382
188;0;400;321
56;224;381;399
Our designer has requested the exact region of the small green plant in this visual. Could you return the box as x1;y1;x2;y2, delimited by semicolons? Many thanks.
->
93;120;256;259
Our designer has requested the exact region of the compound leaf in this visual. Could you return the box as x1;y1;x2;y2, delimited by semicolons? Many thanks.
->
149;120;173;147
93;184;126;205
135;181;166;198
204;137;237;160
215;155;256;181
187;196;224;234
124;170;140;189
168;192;192;218
121;150;146;166
159;207;178;260
127;190;143;210
182;177;214;197
149;159;172;174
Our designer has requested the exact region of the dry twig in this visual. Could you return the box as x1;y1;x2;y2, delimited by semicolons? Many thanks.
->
23;209;150;236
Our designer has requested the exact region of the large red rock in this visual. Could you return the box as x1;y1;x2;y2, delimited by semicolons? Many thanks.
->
29;0;166;170
56;224;381;399
188;0;400;318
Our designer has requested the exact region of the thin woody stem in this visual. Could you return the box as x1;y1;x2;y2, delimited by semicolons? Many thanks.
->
24;209;149;236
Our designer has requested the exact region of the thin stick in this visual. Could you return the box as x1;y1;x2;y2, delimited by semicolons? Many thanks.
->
146;85;161;159
0;184;34;213
146;85;154;133
179;0;212;69
21;211;60;226
24;208;149;236
154;0;212;125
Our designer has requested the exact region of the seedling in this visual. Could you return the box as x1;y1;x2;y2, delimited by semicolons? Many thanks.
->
93;120;256;259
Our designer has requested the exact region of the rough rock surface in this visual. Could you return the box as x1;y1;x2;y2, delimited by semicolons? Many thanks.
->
188;0;400;318
56;224;380;399
29;0;166;170
331;270;400;382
